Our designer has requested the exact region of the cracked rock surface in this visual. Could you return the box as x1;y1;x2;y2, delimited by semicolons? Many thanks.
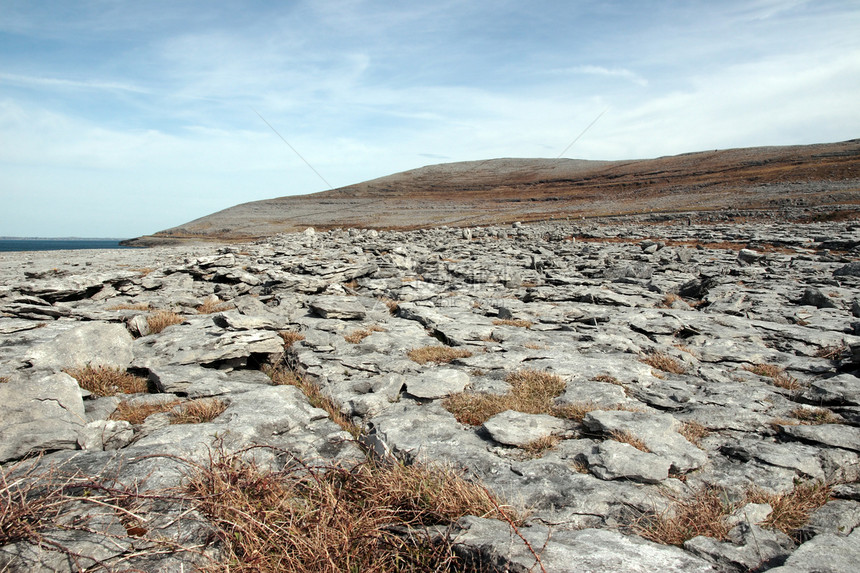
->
2;219;860;571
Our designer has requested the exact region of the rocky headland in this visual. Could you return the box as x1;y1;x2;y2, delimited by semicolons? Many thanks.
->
3;217;860;571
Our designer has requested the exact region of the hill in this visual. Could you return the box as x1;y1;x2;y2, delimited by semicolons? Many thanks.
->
126;139;860;245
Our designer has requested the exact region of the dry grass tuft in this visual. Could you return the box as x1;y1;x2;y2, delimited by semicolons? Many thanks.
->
407;346;473;365
744;364;802;391
679;421;710;447
376;296;400;314
746;482;831;537
641;352;686;375
146;310;184;334
196;299;233;314
789;407;841;425
344;325;386;344
492;319;534;329
443;369;565;426
0;376;9;384
609;430;650;452
657;293;683;308
634;486;734;546
64;365;148;397
169;399;228;425
108;302;151;311
519;436;561;458
814;343;847;360
279;330;306;348
187;449;518;572
111;399;182;425
635;481;831;546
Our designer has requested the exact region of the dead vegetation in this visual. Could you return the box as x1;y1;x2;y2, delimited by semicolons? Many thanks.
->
609;430;650;453
187;448;519;573
344;325;386;344
678;420;710;447
407;346;473;365
789;407;841;425
170;399;228;425
64;365;148;397
146;310;185;334
641;352;686;375
492;319;533;329
634;481;831;546
108;302;151;311
814;343;847;360
279;330;306;348
111;399;182;425
267;365;359;439
744;364;802;391
196;299;233;314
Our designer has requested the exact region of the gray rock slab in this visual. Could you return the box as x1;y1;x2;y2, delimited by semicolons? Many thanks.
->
799;499;860;538
148;364;272;397
212;309;279;330
404;368;469;399
78;419;134;451
766;530;860;573
309;296;367;319
778;423;860;452
583;410;708;472
482;410;567;447
26;321;134;371
586;439;671;483
803;374;860;406
0;372;86;462
685;522;792;572
453;516;718;573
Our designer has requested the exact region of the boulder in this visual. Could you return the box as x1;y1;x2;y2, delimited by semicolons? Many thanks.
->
26;322;134;371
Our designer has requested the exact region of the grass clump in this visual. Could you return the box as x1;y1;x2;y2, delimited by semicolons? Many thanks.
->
814;343;846;360
520;436;561;458
641;352;686;375
789;407;841;425
407;346;473;365
187;450;518;573
196;298;233;314
64;365;148;397
169;399;228;424
443;369;565;426
108;302;151;311
744;364;802;391
344;325;386;344
679;420;710;447
635;481;831;546
111;399;182;425
0;376;9;384
146;310;184;334
492;319;533;329
279;330;306;348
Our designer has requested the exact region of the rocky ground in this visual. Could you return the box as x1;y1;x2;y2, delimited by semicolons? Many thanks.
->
2;219;860;572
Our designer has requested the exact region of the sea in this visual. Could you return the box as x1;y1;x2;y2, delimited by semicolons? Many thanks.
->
0;239;132;252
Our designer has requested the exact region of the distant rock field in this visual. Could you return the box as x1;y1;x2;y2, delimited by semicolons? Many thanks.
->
3;218;860;571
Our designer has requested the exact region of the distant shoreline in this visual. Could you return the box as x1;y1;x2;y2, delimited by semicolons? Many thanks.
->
0;239;135;252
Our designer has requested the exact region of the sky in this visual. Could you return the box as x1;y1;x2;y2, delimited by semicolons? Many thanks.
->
1;1;859;238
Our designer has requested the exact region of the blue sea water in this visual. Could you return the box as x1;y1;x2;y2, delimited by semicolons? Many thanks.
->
0;239;132;252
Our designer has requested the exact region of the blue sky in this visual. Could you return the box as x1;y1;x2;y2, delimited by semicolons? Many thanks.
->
1;1;859;238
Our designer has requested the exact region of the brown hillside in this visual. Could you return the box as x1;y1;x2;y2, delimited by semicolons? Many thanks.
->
128;140;860;244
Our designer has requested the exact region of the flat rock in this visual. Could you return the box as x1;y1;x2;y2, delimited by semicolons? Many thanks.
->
482;410;567;447
778;423;860;452
586;439;671;483
0;372;86;462
403;368;469;399
25;321;134;371
309;296;367;319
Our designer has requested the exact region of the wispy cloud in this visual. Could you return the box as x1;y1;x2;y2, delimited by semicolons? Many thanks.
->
565;65;648;87
0;73;149;94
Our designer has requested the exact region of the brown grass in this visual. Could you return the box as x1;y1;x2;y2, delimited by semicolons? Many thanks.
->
169;399;228;424
107;302;151;311
279;330;306;348
196;299;233;314
657;293;682;308
634;486;735;545
609;430;650;453
146;310;184;334
641;353;686;375
377;296;400;314
679;421;710;447
407;346;473;365
635;481;831;546
64;365;148;397
111;399;182;425
0;376;9;384
520;436;561;458
744;364;801;391
814;344;847;360
344;325;386;344
492;319;533;329
187;449;518;573
746;482;831;537
443;369;565;426
789;407;841;425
